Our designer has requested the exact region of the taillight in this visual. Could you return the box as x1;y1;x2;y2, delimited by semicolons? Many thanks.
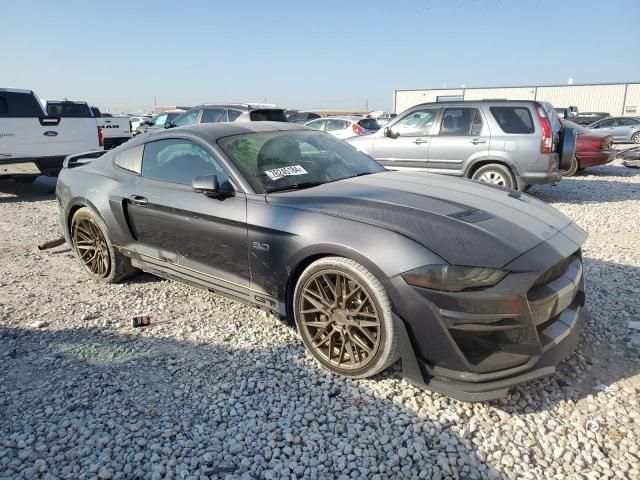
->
590;138;606;150
352;123;365;135
97;126;104;147
536;105;553;154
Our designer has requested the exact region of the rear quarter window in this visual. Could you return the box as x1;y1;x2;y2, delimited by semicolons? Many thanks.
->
114;144;144;174
490;107;535;134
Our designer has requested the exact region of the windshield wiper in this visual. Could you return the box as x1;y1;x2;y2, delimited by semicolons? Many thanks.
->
265;181;324;193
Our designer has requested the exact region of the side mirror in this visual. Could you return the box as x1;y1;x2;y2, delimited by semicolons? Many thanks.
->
384;127;399;139
192;175;234;198
164;121;174;129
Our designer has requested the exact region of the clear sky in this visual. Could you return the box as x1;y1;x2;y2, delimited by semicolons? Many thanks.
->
2;0;639;113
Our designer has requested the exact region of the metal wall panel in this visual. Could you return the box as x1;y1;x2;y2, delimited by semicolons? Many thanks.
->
394;83;640;116
395;89;463;113
463;87;536;101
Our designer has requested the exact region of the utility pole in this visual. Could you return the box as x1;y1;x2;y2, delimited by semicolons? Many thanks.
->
366;99;369;113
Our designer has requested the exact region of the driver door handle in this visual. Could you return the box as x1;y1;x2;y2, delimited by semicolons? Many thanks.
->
128;195;148;206
413;139;428;144
470;139;486;145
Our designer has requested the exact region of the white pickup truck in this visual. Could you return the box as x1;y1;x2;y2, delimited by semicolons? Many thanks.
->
89;107;132;150
0;89;102;182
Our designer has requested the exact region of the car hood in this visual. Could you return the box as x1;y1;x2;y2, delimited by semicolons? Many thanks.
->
266;171;585;268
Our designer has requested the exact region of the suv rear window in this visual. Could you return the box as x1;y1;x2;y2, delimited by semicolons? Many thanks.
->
47;102;93;118
490;107;534;134
0;92;44;117
249;109;288;122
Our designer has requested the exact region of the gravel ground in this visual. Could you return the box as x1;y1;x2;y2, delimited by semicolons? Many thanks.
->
1;151;639;480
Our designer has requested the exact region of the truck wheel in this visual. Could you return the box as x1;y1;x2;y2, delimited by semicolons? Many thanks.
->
561;156;580;177
71;207;138;283
471;164;515;189
293;257;400;379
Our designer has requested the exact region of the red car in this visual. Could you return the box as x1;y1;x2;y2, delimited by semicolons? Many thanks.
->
561;119;615;176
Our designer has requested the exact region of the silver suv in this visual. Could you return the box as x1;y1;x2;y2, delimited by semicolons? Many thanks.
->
168;103;288;128
346;100;576;190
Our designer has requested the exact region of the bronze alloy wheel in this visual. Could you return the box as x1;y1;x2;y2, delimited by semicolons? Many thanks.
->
298;269;382;371
72;217;111;278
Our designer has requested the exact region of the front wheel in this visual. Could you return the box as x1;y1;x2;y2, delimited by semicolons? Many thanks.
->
561;156;580;177
471;163;515;189
293;257;400;378
632;132;640;144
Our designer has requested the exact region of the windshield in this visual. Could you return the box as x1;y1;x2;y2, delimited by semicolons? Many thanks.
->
218;131;385;193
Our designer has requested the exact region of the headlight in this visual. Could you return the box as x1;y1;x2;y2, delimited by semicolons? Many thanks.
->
401;265;508;292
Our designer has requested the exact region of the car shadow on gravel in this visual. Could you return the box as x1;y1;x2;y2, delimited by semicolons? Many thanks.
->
0;325;503;479
489;257;640;414
0;177;56;203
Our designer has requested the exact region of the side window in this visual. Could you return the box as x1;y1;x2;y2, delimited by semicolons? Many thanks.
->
306;120;326;130
227;109;242;121
595;119;614;128
0;92;43;117
142;139;228;185
201;108;227;124
439;108;482;136
618;118;637;126
173;109;200;127
325;119;347;131
114;144;144;174
152;114;168;126
490;107;534;134
390;108;440;136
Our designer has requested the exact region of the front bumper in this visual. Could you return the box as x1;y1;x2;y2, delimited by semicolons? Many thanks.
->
387;225;588;402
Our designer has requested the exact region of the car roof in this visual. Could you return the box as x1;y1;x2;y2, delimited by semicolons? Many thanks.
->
130;121;306;145
194;103;281;110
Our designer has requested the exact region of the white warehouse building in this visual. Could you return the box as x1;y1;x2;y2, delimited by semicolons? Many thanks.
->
394;82;640;117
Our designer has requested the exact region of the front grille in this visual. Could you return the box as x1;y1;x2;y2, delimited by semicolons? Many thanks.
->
450;331;501;364
532;254;574;288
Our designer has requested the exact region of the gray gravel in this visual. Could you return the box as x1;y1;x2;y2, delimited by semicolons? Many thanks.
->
1;151;639;479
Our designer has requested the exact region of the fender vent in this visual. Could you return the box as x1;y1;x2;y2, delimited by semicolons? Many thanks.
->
448;209;492;223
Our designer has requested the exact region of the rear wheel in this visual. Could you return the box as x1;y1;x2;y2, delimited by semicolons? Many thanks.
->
293;257;400;378
561;156;580;177
71;207;138;283
632;132;640;144
471;163;515;189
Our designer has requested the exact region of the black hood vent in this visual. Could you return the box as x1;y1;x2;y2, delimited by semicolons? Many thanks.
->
447;209;493;223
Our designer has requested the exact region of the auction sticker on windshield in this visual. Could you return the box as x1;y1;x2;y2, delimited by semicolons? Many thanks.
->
264;165;308;180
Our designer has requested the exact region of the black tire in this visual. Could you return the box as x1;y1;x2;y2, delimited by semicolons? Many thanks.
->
561;156;580;177
558;126;577;170
14;176;38;184
471;163;515;189
71;207;138;283
632;132;640;144
293;257;400;379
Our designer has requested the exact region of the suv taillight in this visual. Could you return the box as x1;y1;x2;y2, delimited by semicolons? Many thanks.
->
352;123;365;135
97;126;104;147
129;121;132;132
536;105;553;154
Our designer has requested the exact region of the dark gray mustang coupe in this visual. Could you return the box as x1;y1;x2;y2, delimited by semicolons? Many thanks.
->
56;122;588;401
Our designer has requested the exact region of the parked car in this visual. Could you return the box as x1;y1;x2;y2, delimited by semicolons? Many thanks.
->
569;112;610;126
554;106;578;119
0;89;101;182
56;122;588;401
135;111;183;136
560;120;614;176
130;115;151;133
346;100;576;191
375;113;397;127
304;116;380;139
587;116;640;144
288;111;321;124
89;107;132;149
168;104;288;128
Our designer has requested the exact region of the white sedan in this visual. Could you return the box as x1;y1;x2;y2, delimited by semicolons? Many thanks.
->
304;116;380;139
